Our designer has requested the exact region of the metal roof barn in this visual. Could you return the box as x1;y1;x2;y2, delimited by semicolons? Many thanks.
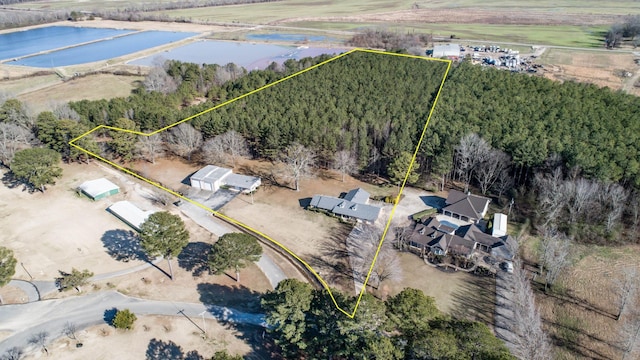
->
432;43;460;58
78;178;119;200
107;201;157;232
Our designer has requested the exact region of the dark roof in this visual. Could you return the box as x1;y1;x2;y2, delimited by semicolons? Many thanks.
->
343;188;370;204
310;195;381;222
457;224;503;247
446;235;475;256
443;190;490;220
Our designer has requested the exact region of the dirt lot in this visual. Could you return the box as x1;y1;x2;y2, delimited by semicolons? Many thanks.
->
540;48;640;95
23;315;253;360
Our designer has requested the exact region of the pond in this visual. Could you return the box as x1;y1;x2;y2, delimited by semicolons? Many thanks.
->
11;31;198;68
0;26;134;61
128;40;347;70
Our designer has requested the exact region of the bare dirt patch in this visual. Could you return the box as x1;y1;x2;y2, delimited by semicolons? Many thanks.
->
26;315;253;360
540;49;638;92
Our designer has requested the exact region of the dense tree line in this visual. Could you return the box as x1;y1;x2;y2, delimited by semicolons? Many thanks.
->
605;15;640;48
262;280;514;359
0;9;69;29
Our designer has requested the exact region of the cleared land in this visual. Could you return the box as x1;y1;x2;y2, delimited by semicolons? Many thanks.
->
16;74;143;112
26;315;253;360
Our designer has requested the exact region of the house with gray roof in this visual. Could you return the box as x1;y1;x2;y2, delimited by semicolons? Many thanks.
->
308;188;381;223
442;190;490;224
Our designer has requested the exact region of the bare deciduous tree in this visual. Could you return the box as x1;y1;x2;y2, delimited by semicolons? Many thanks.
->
509;259;553;360
629;192;640;236
1;347;23;360
454;133;490;192
62;322;77;340
0;123;31;166
280;143;315;191
539;228;571;292
135;134;164;164
475;149;510;195
492;167;514;200
143;64;177;94
202;130;250;167
349;225;402;291
602;183;628;232
28;331;49;356
534;168;567;227
333;150;358;182
567;178;598;224
52;103;80;121
166;123;202;161
615;266;639;320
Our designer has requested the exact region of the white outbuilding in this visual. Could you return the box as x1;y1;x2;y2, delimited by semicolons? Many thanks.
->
492;213;508;237
190;165;261;193
107;201;157;232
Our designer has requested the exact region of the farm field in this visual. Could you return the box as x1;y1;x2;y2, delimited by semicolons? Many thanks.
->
16;73;142;112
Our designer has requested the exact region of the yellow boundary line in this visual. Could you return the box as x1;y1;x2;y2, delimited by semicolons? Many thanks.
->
69;48;451;318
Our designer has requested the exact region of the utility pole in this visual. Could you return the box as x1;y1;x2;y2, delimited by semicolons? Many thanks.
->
198;311;207;334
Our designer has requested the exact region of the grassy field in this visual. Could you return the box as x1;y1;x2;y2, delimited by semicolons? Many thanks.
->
17;73;141;112
285;21;609;48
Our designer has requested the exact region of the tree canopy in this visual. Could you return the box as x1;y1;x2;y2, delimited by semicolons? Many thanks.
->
0;246;17;288
139;211;189;280
10;148;62;192
261;280;514;359
208;233;262;281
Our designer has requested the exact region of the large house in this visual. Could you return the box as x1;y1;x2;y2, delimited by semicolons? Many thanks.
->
190;165;261;193
442;190;491;224
309;188;381;223
405;216;513;261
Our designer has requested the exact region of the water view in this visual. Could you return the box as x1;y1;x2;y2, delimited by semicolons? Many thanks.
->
0;26;134;61
12;31;197;68
128;40;346;70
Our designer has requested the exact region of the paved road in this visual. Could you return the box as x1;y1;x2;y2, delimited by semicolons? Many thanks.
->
494;271;518;347
179;200;286;288
0;291;265;355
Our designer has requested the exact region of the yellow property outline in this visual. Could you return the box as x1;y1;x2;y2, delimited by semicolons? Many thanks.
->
69;48;451;318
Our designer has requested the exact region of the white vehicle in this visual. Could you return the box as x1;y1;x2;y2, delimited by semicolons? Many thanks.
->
502;261;514;273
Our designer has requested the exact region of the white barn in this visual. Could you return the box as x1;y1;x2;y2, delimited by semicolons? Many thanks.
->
190;165;261;193
108;201;157;232
190;165;232;192
78;178;119;200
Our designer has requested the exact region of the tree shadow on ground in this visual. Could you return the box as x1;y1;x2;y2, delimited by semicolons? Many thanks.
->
449;274;496;326
1;170;32;192
231;324;281;360
531;282;617;320
103;308;117;326
197;283;262;313
101;229;149;262
177;242;212;277
145;338;204;360
305;224;355;292
236;162;287;190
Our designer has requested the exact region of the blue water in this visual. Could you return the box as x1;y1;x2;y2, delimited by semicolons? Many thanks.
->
439;220;460;230
12;31;197;68
245;33;335;43
0;26;134;61
129;40;345;70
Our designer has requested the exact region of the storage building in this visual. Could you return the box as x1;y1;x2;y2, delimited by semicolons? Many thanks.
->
78;178;119;200
107;201;157;232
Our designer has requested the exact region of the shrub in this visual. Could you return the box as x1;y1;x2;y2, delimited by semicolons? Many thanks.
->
112;309;137;330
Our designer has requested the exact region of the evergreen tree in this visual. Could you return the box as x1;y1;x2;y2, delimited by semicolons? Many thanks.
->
139;211;189;281
10;148;62;192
